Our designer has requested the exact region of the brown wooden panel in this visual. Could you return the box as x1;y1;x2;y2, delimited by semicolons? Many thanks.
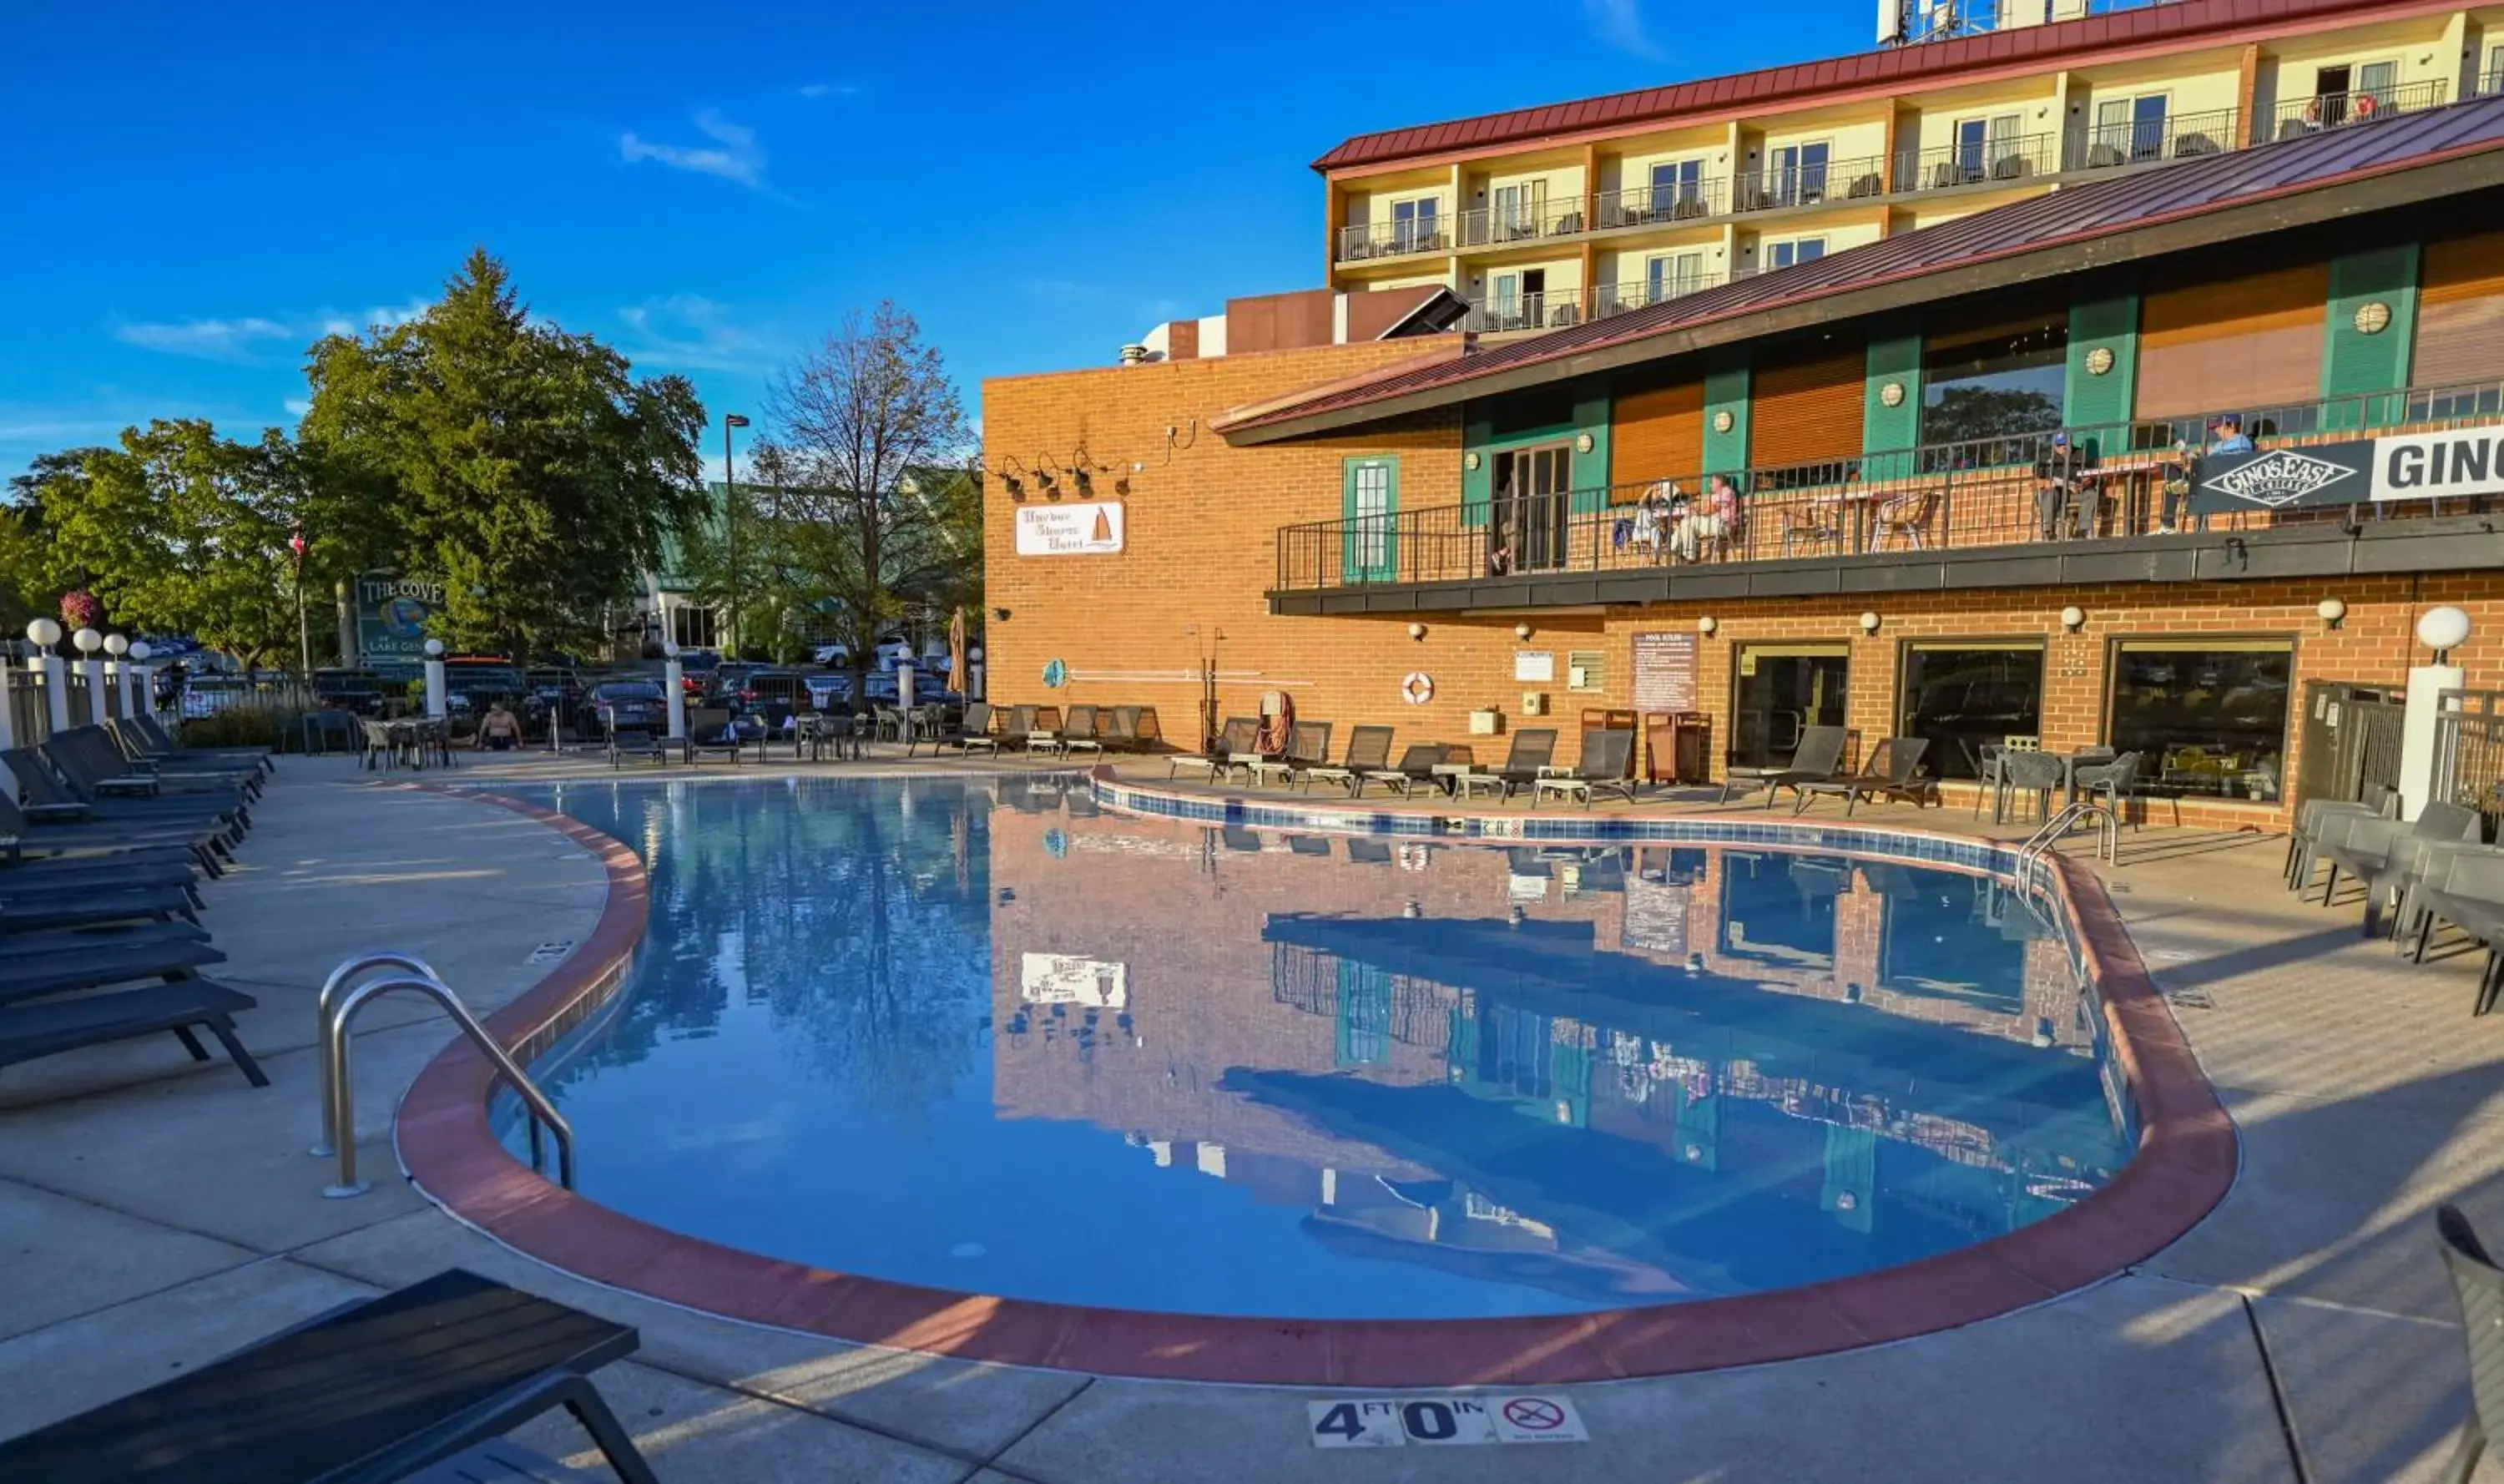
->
1613;375;1705;492
1749;342;1865;468
2136;260;2327;419
2415;229;2504;388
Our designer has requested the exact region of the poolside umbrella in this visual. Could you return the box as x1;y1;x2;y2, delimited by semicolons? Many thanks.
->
947;606;967;694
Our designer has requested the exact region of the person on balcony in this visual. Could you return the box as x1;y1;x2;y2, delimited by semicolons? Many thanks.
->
1631;482;1674;563
1677;475;1742;563
2208;412;2254;456
2157;438;2197;536
2034;432;2099;540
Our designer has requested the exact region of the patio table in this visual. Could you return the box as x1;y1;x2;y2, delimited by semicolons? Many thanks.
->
1986;745;2118;823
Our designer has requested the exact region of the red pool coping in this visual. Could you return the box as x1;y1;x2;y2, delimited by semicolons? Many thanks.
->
397;781;2238;1386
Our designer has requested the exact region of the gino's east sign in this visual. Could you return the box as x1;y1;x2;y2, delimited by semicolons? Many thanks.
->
2190;427;2504;514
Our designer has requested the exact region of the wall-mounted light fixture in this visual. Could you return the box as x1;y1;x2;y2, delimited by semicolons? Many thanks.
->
992;607;1012;623
2419;605;2472;664
2059;606;2087;633
1858;611;1881;634
1407;622;1427;641
1513;622;1533;640
1573;432;1596;455
1698;616;1717;635
2316;597;2348;631
1073;467;1094;497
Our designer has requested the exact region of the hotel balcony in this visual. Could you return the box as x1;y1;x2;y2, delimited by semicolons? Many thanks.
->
2267;79;2450;140
2067;109;2237;170
1594;179;1728;230
1267;381;2504;613
1337;219;1453;264
1460;275;1732;335
1456;198;1589;250
1734;155;1891;212
1891;133;2061;195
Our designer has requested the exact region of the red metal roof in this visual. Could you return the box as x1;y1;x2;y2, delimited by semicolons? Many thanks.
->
1313;0;2433;173
1234;97;2504;437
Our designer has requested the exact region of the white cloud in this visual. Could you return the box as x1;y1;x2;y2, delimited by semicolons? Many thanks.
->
113;316;295;361
320;298;432;337
620;109;765;189
796;82;858;99
615;294;781;374
284;398;312;418
1583;0;1667;60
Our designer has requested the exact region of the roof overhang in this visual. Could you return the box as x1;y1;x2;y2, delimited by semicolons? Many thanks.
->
1225;144;2504;447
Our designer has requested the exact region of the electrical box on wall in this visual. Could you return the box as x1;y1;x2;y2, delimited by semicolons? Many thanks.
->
1521;691;1547;716
1469;709;1502;735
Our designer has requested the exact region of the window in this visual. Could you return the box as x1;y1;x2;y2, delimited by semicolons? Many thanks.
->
1391;197;1438;253
1921;314;2067;453
1648;159;1703;215
1766;238;1826;270
1644;251;1707;305
1568;650;1606;694
1769;142;1830;206
1953;114;2027;180
1899;643;2046;780
1492;180;1547;238
2107;639;2294;800
669;603;718;650
2488;45;2503;93
1490;269;1549;330
2093;94;2169;162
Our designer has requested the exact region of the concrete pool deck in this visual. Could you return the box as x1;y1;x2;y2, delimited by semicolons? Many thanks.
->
5;747;2503;1481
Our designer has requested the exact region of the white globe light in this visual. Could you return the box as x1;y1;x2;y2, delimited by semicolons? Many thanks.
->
422;638;446;658
2060;606;2087;631
2315;598;2346;623
128;640;151;661
1698;616;1717;635
661;641;680;659
72;627;103;654
2417;606;2472;654
103;633;129;656
1859;611;1881;633
25;617;60;646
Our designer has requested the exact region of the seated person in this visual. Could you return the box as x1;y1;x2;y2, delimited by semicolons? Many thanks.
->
2032;432;2098;539
475;701;524;751
2208;412;2254;456
2158;438;2196;535
1674;475;1742;562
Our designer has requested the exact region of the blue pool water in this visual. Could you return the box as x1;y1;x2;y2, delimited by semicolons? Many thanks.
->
503;775;2133;1320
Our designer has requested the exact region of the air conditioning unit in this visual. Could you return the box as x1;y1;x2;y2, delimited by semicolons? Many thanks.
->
1521;691;1547;716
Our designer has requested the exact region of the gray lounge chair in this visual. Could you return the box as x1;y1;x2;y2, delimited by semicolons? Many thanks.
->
0;789;234;876
1254;722;1334;788
0;886;197;933
0;1268;654;1483
110;717;273;776
1457;728;1557;800
1793;737;1932;815
1534;728;1641;808
1722;725;1849;808
2315;800;2483;936
922;700;996;755
53;725;261;799
1360;743;1450;799
6;746;245;833
2406;851;2504;1010
1170;717;1260;782
1052;704;1105;758
1303;725;1392;794
2289;785;2401;892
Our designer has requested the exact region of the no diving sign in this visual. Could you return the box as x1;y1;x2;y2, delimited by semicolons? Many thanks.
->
1307;1394;1589;1448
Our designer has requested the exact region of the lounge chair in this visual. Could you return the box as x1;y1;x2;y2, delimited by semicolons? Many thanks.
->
1169;717;1260;782
1022;705;1065;754
2315;800;2483;936
0;931;226;1002
1359;742;1450;799
1719;724;1848;807
995;704;1040;752
1792;736;1932;815
2287;784;2398;891
31;736;257;827
1533;728;1642;809
1456;728;1558;800
685;705;743;764
919;700;995;755
52;725;261;800
1126;706;1164;751
2404;851;2504;1007
110;717;273;776
0;886;197;933
1251;722;1333;788
1301;724;1392;794
1045;704;1104;759
0;1268;655;1484
604;716;670;770
0;789;235;876
0;929;260;1085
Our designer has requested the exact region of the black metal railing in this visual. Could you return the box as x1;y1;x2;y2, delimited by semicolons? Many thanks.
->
1893;132;2061;194
1338;217;1453;262
2482;69;2504;100
1595;179;1727;228
2437;690;2504;827
2068;107;2239;169
1272;379;2504;593
1736;154;1890;211
1458;197;1588;248
2269;79;2450;139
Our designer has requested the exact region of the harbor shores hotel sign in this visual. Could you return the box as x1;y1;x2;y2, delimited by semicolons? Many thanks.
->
1014;502;1125;556
2194;427;2504;513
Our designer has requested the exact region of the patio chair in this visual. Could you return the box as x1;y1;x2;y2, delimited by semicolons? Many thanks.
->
1456;728;1557;800
1300;724;1392;794
1997;749;2069;825
1169;717;1260;783
1359;742;1451;799
1870;487;1939;550
2436;1204;2504;1481
0;1268;656;1484
2070;750;2145;830
1252;722;1333;789
2287;784;2400;891
0;792;230;877
3;749;246;845
1780;503;1838;557
683;706;743;764
1792;737;1932;815
2406;848;2504;998
604;715;669;770
1049;704;1104;759
2319;800;2483;936
1720;724;1848;807
1532;728;1641;809
114;717;274;775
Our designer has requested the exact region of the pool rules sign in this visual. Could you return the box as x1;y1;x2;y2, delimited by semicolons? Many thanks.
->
1307;1394;1588;1447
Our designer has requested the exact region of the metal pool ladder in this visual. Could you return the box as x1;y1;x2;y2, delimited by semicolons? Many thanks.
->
310;951;575;1199
2014;798;2118;871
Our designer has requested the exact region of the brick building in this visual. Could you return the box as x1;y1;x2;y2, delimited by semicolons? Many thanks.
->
983;26;2504;831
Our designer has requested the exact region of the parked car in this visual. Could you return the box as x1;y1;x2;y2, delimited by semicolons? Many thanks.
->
590;679;668;733
441;659;523;716
523;667;587;733
310;668;387;716
801;673;851;711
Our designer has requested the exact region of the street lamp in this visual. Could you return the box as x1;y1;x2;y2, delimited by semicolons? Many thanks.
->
288;529;310;674
724;413;750;656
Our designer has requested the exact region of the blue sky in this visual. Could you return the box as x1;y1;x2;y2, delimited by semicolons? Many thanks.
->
0;1;1868;479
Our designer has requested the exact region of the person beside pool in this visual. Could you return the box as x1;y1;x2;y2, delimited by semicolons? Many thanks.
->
477;701;524;751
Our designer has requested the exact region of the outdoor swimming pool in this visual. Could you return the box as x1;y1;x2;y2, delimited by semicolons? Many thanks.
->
502;775;2134;1322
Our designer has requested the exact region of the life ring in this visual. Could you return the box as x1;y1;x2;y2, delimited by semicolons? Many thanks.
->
1401;672;1435;704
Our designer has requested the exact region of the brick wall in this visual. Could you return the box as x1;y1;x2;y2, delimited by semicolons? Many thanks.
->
985;345;2504;829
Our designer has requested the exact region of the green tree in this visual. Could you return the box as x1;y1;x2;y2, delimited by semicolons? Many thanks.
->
0;449;98;633
41;421;303;669
764;302;973;699
301;248;707;660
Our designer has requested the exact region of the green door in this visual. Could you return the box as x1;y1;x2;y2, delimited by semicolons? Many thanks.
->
1341;456;1399;584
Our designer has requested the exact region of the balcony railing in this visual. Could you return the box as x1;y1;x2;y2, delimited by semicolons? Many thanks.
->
1462;275;1733;334
1892;132;2061;194
2269;79;2449;140
2067;107;2239;169
1735;154;1889;212
1457;198;1588;248
1338;219;1453;262
2483;69;2504;99
1270;379;2504;593
1595;179;1728;229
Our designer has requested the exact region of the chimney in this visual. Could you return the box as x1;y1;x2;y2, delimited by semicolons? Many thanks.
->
1118;343;1149;366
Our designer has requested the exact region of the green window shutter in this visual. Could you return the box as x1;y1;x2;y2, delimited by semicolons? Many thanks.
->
2321;245;2418;430
1340;456;1399;584
1461;411;1492;529
1862;331;1923;479
1571;386;1613;514
2063;290;2138;438
1703;364;1751;482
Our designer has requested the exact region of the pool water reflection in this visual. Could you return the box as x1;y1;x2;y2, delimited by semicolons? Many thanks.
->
507;775;2132;1321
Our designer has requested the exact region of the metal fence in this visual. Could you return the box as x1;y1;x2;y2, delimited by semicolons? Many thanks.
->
1275;377;2504;593
2267;79;2449;140
2436;691;2504;826
2294;681;2406;812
